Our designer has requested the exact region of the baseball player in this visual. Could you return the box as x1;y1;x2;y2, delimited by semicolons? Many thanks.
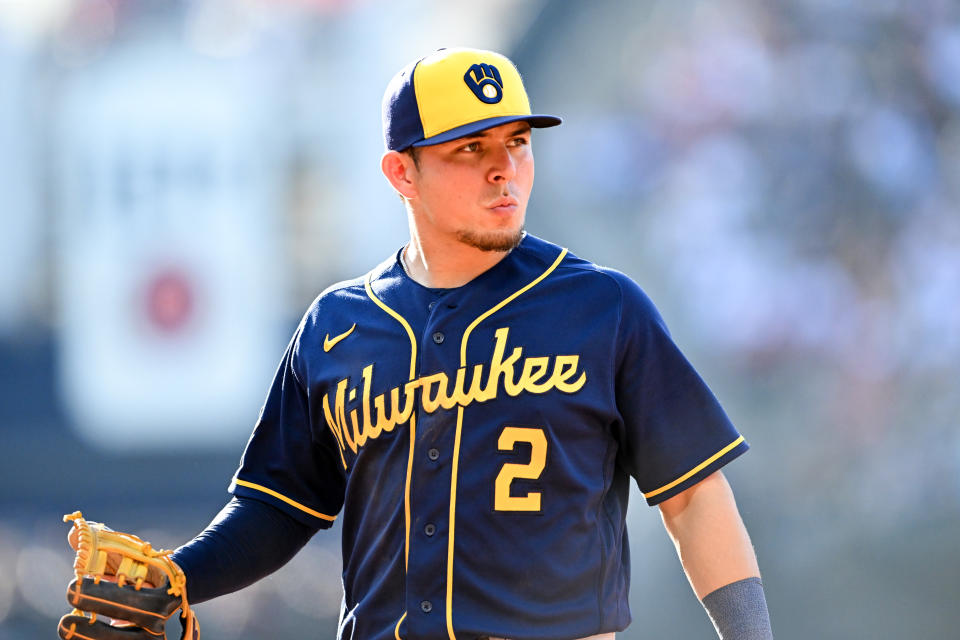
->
59;48;772;640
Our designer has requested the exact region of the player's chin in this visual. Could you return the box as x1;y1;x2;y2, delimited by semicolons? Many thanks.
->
456;226;525;252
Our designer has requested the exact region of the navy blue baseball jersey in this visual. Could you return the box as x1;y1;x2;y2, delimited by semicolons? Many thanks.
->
230;233;748;640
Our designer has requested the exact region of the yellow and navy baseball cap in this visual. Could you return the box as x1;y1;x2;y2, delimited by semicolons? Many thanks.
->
382;47;562;151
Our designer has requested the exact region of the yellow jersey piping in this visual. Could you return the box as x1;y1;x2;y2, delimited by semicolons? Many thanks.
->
233;479;336;522
364;272;418;382
446;248;568;639
365;272;419;638
394;612;407;640
459;249;568;365
642;435;746;499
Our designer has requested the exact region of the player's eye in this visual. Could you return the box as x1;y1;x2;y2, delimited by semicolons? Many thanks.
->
509;136;530;146
459;141;481;152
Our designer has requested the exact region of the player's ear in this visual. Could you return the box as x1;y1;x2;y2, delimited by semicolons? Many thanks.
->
381;150;419;200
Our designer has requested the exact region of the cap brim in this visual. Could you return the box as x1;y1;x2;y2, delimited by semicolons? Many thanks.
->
412;114;562;147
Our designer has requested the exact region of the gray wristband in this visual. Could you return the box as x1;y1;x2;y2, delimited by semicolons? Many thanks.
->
701;577;773;639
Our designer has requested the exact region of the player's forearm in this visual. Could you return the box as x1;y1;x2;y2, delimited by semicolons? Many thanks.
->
659;473;771;637
658;471;760;600
172;496;318;603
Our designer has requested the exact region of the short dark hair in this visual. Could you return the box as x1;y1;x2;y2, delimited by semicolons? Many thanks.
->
395;147;422;202
404;146;421;170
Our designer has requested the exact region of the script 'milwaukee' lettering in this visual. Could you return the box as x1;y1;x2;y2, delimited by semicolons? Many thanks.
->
322;327;586;463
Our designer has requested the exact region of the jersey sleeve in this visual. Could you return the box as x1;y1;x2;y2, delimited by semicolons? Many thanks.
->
610;273;748;506
229;318;346;529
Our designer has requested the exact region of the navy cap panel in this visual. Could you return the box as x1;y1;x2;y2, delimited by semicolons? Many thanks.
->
411;114;563;147
382;59;425;151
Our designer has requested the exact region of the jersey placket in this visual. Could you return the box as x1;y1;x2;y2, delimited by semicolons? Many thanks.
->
404;293;463;640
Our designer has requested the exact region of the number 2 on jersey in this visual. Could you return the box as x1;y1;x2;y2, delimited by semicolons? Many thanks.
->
495;426;547;511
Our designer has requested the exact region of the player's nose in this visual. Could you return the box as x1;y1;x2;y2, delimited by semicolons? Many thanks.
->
486;143;517;184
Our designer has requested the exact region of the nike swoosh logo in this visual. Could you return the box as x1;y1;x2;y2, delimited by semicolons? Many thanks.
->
324;323;357;352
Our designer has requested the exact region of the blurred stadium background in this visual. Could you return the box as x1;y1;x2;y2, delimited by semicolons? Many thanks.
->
1;0;958;638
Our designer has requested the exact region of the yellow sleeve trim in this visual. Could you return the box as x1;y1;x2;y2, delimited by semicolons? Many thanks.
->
233;478;337;522
642;435;745;500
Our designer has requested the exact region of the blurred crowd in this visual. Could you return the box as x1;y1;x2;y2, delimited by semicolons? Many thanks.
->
530;0;960;536
0;1;957;638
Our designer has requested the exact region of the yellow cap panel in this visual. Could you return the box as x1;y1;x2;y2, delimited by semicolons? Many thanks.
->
414;48;533;138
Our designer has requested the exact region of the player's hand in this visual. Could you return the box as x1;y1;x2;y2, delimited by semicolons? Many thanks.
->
58;512;200;639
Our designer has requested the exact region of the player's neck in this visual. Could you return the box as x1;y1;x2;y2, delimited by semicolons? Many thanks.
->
402;234;511;289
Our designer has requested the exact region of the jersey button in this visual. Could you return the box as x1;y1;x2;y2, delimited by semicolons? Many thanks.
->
420;600;433;613
427;448;440;461
428;301;437;310
424;523;436;536
432;331;445;344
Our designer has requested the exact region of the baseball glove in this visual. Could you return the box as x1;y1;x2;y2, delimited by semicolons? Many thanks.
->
58;511;199;640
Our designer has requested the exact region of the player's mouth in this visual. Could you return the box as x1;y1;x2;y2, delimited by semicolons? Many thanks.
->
488;196;519;214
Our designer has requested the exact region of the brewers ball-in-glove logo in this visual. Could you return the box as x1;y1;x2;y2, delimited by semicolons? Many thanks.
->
464;63;504;103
